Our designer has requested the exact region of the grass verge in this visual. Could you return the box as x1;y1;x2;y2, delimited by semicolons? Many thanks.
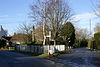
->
39;54;49;57
11;49;72;57
0;48;14;50
39;50;70;58
86;47;100;51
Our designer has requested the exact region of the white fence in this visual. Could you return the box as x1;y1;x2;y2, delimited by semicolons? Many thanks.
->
15;45;65;54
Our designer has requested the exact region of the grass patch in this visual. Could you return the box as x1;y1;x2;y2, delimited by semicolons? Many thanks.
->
0;48;14;50
95;49;100;51
86;47;100;51
54;49;71;54
39;54;49;57
40;50;70;57
53;53;60;56
38;51;67;58
11;49;72;57
55;51;66;54
39;50;72;58
39;53;59;58
0;49;9;50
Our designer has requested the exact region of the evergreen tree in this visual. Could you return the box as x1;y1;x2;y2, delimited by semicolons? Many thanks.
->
61;22;75;46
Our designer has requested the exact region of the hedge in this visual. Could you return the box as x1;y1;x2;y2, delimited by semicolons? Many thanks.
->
94;32;100;50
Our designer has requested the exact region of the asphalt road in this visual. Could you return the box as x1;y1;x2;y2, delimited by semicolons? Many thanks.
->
0;48;100;67
55;48;100;67
0;50;55;67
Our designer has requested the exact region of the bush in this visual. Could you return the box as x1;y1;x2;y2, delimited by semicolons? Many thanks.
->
88;40;92;49
55;37;65;45
94;32;100;50
28;41;43;45
20;42;27;45
21;41;43;45
80;39;88;47
0;38;6;48
73;39;88;48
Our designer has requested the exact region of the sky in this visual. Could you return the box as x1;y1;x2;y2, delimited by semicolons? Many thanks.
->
0;0;99;35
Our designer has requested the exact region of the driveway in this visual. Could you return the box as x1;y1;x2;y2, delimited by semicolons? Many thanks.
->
0;50;55;67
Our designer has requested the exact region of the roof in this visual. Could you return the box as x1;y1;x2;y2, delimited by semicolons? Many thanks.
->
11;34;26;42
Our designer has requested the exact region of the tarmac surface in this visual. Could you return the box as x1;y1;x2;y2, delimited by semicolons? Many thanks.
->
52;48;100;67
0;48;100;67
0;50;55;67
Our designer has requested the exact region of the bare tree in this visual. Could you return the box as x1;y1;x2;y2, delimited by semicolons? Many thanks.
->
30;0;73;45
17;23;32;34
91;0;100;17
17;23;33;44
75;27;89;40
95;1;100;17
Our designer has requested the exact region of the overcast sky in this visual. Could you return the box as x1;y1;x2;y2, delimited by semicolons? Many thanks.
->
0;0;99;35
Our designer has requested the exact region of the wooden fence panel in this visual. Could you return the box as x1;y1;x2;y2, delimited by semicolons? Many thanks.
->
15;45;65;54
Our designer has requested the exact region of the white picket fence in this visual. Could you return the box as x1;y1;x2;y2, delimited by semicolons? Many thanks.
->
15;45;65;54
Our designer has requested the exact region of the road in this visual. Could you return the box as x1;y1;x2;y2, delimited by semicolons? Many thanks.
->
0;48;100;67
55;48;100;67
0;50;55;67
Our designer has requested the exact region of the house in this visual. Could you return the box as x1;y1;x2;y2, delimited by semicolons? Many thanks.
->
0;25;7;38
11;25;51;45
32;25;49;42
32;26;43;42
11;34;26;44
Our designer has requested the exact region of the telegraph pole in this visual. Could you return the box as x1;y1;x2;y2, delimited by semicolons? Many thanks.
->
88;19;92;49
89;19;92;38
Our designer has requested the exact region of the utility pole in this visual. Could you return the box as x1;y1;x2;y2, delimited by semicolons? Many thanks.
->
88;19;92;49
89;19;92;38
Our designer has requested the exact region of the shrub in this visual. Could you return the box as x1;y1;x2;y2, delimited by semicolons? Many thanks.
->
73;40;80;48
80;39;88;47
88;39;92;49
21;41;43;45
28;41;43;45
73;39;88;48
0;38;6;48
55;37;65;45
94;32;100;50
